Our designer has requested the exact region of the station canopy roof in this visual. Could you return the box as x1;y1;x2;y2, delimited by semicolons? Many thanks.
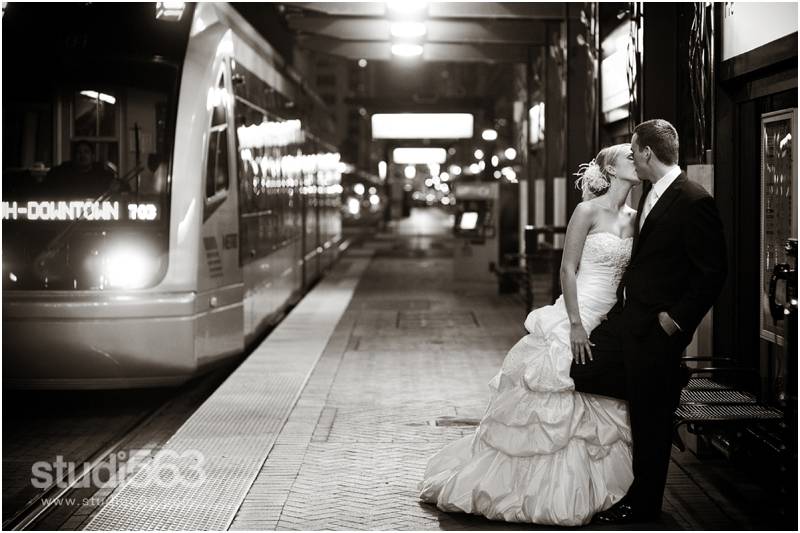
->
282;2;564;63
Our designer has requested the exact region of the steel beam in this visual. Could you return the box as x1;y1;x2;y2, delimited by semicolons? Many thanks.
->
290;2;565;20
287;16;545;44
297;36;530;63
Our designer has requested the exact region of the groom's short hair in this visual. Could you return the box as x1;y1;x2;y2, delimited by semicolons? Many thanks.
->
634;119;679;165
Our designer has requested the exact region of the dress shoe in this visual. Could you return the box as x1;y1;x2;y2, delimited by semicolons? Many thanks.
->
592;502;640;525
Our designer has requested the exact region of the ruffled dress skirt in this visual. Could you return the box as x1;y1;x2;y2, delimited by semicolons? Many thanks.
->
419;297;633;526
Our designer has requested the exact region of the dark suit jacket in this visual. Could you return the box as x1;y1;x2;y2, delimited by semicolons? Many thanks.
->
616;173;728;338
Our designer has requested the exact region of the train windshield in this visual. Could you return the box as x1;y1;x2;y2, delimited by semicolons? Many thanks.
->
2;57;179;291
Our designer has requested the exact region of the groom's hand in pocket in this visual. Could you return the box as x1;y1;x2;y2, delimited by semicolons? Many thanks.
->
657;311;680;336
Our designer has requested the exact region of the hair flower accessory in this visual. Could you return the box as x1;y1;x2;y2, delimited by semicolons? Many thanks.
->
573;159;610;200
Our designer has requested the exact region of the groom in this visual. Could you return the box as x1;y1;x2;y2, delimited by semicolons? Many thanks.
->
570;119;728;523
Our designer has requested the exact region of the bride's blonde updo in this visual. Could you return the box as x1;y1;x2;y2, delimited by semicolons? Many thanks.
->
573;143;631;201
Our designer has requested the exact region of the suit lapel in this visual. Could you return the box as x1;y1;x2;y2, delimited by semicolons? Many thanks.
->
636;173;686;251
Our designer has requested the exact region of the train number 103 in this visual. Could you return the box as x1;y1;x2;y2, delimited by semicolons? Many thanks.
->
127;203;159;221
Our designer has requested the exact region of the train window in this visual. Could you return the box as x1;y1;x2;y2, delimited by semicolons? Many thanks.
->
232;62;310;264
72;90;120;169
205;72;229;200
74;89;118;138
206;130;229;198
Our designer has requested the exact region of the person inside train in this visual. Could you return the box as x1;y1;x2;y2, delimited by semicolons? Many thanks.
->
46;140;129;197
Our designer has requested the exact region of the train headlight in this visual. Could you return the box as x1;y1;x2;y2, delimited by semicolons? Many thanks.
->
102;246;161;290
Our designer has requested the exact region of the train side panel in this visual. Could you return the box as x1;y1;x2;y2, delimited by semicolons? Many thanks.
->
228;27;306;343
191;8;246;365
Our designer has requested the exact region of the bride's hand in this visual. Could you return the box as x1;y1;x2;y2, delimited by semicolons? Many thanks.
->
570;323;594;365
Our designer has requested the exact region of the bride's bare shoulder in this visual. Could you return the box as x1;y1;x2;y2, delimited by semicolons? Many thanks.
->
575;199;601;213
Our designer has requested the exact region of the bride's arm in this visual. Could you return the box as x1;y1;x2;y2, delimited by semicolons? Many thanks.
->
560;202;595;365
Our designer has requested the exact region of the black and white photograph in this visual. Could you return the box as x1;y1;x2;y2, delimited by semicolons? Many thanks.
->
1;1;797;530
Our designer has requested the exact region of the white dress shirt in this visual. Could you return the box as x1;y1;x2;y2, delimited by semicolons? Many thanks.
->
635;166;684;332
639;166;682;229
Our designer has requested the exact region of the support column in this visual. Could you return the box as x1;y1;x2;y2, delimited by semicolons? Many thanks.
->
566;2;599;213
543;19;567;242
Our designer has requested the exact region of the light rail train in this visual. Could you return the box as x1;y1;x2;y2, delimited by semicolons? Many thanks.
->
2;3;343;388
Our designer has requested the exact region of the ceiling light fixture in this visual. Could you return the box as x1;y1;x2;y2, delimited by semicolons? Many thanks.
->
390;21;426;39
391;43;423;57
386;0;428;18
155;1;185;21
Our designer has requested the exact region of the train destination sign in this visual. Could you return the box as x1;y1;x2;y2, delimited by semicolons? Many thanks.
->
1;200;159;221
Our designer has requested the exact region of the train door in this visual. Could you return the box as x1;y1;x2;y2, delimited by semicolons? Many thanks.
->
196;60;244;365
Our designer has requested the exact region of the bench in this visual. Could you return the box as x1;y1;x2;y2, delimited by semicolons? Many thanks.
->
672;357;784;452
490;249;563;313
490;227;567;314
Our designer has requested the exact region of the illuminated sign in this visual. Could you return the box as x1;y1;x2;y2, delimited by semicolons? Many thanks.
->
722;2;798;60
371;113;474;139
454;183;497;200
127;203;159;221
459;211;479;230
2;201;159;221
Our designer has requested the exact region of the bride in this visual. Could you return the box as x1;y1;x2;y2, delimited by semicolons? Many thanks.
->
419;144;640;526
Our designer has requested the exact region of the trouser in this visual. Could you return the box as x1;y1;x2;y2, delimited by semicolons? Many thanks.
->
570;315;688;515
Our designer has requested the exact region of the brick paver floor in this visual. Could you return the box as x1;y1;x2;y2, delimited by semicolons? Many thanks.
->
230;216;770;531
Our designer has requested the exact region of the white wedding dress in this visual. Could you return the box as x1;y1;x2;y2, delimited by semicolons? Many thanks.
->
420;232;634;526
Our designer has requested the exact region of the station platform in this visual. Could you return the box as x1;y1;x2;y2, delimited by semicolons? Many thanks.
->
82;209;776;531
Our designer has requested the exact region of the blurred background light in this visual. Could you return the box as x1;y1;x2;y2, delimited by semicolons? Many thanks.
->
392;147;446;165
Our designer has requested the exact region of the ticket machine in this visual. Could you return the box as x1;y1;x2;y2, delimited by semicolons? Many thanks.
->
453;182;499;282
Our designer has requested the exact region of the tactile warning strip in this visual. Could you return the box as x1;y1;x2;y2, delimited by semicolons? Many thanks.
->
84;253;372;531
